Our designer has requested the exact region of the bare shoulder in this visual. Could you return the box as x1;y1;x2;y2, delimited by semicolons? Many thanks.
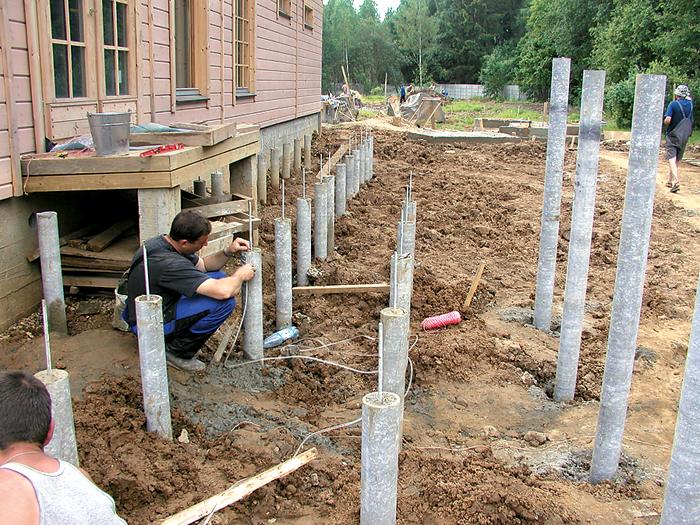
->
0;468;40;525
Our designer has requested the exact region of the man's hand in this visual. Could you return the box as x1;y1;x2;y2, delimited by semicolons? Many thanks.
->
196;263;256;299
235;263;256;282
227;237;250;255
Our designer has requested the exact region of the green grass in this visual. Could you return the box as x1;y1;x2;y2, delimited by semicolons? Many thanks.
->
436;99;586;131
360;94;387;105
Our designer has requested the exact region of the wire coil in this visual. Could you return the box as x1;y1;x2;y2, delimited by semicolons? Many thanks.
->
421;310;462;331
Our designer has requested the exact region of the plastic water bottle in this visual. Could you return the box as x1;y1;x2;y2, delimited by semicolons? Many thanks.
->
263;326;299;348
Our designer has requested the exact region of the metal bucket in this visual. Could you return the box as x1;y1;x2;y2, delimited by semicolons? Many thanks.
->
87;111;131;156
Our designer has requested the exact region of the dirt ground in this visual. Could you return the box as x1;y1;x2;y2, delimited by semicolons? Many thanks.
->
2;117;700;524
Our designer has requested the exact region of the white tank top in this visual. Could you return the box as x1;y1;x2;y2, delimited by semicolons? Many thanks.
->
1;460;127;525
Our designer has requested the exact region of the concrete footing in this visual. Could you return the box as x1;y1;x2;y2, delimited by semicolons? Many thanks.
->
242;249;263;361
35;369;79;465
134;294;172;440
274;218;293;330
360;391;402;525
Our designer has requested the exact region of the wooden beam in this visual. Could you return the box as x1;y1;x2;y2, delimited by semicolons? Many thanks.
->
160;448;318;525
26;223;101;262
0;0;22;196
86;219;137;252
24;0;46;154
293;284;390;295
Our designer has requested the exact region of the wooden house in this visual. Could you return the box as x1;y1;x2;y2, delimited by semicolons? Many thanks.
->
0;0;322;331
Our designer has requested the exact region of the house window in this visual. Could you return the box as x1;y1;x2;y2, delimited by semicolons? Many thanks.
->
235;0;254;94
103;0;130;96
278;0;291;18
174;0;210;101
50;0;87;98
303;3;313;29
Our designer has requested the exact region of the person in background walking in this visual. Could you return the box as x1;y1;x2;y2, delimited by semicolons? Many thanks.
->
399;85;406;104
664;84;694;193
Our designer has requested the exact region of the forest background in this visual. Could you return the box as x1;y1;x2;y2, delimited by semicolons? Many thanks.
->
322;0;699;127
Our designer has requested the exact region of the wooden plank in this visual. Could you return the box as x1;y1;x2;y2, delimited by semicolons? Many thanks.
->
23;171;174;192
0;0;22;196
129;121;237;147
21;128;259;175
60;245;133;263
62;274;120;289
170;141;259;187
160;448;317;525
86;218;137;252
23;0;46;154
292;284;390;295
26;223;100;262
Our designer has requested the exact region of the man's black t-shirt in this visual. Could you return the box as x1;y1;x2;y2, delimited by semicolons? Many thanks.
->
125;235;210;326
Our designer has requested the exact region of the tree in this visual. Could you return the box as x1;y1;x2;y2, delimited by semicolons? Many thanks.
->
432;0;527;84
393;0;438;86
515;0;614;102
590;0;661;83
479;43;519;98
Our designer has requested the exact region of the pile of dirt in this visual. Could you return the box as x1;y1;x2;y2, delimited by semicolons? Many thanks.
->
3;123;700;523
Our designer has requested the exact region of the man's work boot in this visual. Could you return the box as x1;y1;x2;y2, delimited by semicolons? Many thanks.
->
165;351;206;372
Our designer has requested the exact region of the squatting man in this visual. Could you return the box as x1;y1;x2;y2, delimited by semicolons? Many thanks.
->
0;370;127;524
123;209;256;371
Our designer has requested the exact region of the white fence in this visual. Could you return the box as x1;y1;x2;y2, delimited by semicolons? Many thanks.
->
436;84;527;101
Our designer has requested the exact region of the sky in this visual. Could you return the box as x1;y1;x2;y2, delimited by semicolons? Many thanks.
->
323;0;402;20
354;0;401;19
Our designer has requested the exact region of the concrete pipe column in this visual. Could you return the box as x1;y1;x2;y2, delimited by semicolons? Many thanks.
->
352;149;361;195
193;179;207;197
380;306;410;408
35;369;79;465
346;155;356;199
589;74;667;485
257;156;267;204
304;134;312;169
324;175;335;253
369;134;374;178
274;218;293;330
270;147;280;190
294;138;302;173
554;70;606;403
390;253;413;315
241;249;263;361
282;143;292;180
397;220;416;258
360;391;402;525
402;201;417;223
314;182;328;260
36;211;67;334
134;294;173;440
364;141;371;182
660;265;700;524
210;171;223;196
297;198;312;286
534;57;572;332
335;164;347;216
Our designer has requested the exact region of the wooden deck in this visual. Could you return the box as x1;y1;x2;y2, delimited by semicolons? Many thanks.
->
20;125;260;192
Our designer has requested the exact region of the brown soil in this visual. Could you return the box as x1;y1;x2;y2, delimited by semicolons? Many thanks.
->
3;118;700;524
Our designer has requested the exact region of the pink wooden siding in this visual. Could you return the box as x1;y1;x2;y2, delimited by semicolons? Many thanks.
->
0;0;322;200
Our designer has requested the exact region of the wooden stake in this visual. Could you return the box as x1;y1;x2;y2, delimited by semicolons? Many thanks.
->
463;262;485;310
161;448;317;525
